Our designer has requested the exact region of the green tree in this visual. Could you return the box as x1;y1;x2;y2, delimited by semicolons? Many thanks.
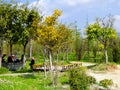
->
2;3;20;55
0;3;9;55
18;6;40;55
75;30;86;60
56;23;73;61
85;16;116;64
109;37;120;63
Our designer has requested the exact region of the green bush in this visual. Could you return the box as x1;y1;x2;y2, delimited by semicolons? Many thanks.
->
69;66;90;90
99;79;113;88
60;73;69;84
87;76;96;84
0;67;10;74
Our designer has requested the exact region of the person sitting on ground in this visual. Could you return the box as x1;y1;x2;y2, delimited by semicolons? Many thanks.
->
29;57;35;69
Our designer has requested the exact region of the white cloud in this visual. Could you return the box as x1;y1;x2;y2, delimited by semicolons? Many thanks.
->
59;0;94;6
29;0;50;15
27;0;120;33
113;15;120;32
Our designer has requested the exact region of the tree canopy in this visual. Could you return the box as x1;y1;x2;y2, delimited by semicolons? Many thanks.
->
85;16;117;64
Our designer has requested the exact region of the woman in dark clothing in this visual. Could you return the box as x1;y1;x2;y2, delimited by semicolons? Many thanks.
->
29;57;35;69
7;56;13;63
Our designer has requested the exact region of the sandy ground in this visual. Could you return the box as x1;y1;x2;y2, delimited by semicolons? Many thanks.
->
71;62;120;89
87;65;120;89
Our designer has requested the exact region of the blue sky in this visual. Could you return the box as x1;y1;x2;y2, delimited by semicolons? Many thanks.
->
20;0;120;33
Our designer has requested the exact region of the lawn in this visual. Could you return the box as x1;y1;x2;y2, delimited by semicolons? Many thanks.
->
0;71;69;90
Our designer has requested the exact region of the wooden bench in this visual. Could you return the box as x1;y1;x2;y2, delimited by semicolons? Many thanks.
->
2;62;24;71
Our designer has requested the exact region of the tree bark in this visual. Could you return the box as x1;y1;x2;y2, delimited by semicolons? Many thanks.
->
49;49;53;70
23;45;26;55
43;46;47;79
66;48;68;62
0;56;1;68
9;41;13;55
104;48;108;64
29;39;32;58
49;49;54;86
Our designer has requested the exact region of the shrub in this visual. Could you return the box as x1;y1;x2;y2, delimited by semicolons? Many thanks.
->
60;73;69;84
0;67;10;74
99;79;113;88
91;63;117;71
69;66;90;90
87;76;96;84
91;64;108;71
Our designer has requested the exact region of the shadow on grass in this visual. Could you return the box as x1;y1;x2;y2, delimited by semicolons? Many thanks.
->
20;74;37;79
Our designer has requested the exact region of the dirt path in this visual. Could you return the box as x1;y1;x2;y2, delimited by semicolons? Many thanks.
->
87;65;120;89
71;62;120;89
0;73;33;76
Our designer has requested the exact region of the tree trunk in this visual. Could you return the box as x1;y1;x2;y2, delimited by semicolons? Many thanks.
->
43;46;47;88
49;50;53;71
29;39;32;58
9;42;13;55
0;38;3;55
0;56;1;68
0;38;3;68
66;48;68;62
43;46;47;79
49;49;54;86
56;51;58;63
23;45;26;55
88;39;90;62
104;48;108;64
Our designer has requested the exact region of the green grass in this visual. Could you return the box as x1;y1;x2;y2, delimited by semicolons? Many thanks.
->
0;72;69;90
0;73;43;90
0;67;11;74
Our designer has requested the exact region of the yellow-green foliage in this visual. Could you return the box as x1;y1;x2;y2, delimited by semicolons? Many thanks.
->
37;9;73;52
69;66;90;90
99;79;113;88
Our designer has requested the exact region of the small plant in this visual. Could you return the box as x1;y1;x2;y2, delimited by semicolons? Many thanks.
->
99;79;113;88
87;76;96;84
0;67;10;74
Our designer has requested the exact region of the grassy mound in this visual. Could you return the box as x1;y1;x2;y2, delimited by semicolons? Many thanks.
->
91;63;117;71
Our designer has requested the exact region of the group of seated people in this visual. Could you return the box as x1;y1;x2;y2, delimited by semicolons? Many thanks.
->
2;54;26;64
2;54;35;70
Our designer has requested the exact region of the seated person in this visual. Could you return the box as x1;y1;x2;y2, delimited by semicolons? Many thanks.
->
7;56;13;63
13;55;20;63
29;57;35;69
